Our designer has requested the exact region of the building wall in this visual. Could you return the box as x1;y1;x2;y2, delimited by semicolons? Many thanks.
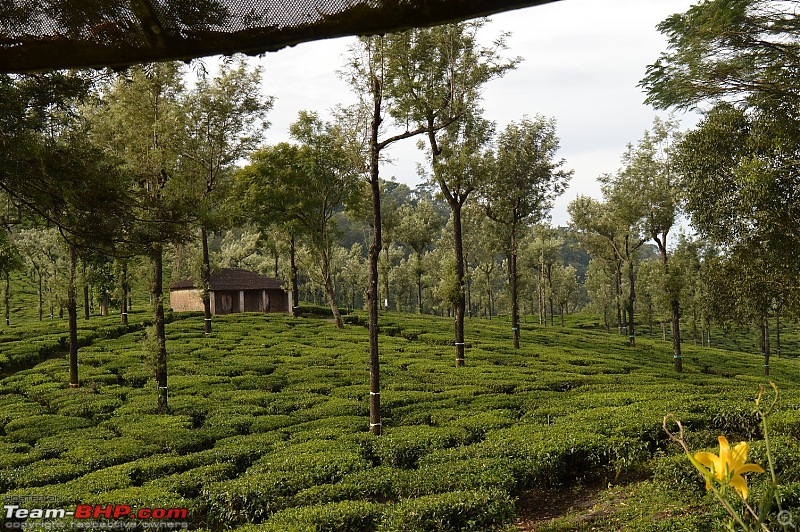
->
171;288;291;315
169;289;204;312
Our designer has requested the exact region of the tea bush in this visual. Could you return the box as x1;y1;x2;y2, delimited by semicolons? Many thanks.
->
1;309;799;530
246;500;385;532
379;489;515;531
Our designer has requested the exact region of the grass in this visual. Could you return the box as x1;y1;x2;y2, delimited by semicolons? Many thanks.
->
0;299;799;530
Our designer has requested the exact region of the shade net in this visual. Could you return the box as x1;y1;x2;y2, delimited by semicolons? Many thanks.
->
0;0;557;73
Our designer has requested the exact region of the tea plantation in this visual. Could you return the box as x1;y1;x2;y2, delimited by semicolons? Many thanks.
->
2;309;800;531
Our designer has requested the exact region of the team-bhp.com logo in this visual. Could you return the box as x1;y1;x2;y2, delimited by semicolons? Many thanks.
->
4;501;189;529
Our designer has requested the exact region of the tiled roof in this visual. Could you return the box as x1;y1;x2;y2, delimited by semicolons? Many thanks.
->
170;268;286;291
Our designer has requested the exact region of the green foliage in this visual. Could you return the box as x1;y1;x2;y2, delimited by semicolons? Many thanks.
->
250;500;385;532
0;311;799;530
379;489;515;531
651;452;707;499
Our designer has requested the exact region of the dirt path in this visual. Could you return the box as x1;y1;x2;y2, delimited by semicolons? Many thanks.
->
514;483;611;530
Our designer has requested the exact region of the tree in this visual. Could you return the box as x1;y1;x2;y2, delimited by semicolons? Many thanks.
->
343;22;515;433
525;224;563;327
235;143;304;317
425;113;494;362
642;0;800;356
641;0;800;112
0;229;21;326
90;62;191;412
379;180;412;310
396;199;442;313
568;196;626;335
177;57;271;334
462;202;504;319
610;118;684;371
237;112;360;327
482;116;572;348
585;258;617;333
552;264;579;326
676;103;800;372
289;112;361;328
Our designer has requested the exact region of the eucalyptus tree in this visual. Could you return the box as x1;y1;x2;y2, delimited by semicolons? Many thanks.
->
177;57;271;334
482;116;571;348
396;199;442;313
90;62;191;412
343;22;516;433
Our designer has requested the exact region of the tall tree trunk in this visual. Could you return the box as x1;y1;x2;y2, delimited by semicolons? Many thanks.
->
382;245;390;310
201;227;212;334
626;259;636;347
538;261;545;325
4;272;10;326
416;252;423;314
152;246;168;414
762;317;770;376
466;255;472;318
38;273;43;321
290;235;299;318
671;299;682;372
321;249;343;328
488;270;493;319
274;251;279;278
510;224;520;349
121;261;129;326
776;312;782;359
560;304;565;327
68;245;79;388
452;205;467;366
547;262;554;328
82;259;90;320
367;84;382;436
615;261;623;334
655;234;682;372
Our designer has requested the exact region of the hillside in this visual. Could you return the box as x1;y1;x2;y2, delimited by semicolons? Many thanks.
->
1;310;800;531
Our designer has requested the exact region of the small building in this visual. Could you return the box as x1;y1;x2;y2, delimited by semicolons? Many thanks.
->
169;268;292;315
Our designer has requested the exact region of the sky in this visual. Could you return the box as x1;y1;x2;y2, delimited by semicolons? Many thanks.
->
251;0;701;226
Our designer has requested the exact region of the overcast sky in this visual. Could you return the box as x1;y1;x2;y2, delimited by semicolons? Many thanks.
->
252;0;700;226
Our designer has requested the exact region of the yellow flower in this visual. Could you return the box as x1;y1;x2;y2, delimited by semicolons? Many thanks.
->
694;436;764;499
